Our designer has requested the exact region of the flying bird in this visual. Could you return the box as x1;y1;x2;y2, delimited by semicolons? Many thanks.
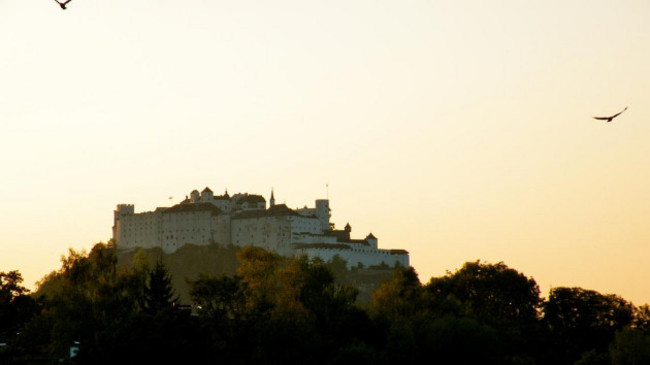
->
594;106;628;123
54;0;72;9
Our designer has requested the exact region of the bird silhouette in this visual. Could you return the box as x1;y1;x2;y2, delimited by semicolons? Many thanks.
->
54;0;72;9
594;106;628;123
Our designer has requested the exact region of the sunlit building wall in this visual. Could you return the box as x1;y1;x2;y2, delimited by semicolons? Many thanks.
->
113;188;409;268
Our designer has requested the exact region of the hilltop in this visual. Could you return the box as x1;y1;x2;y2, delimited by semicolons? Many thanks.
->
116;243;395;304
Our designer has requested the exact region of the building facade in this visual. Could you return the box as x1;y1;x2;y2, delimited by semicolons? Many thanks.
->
113;187;409;268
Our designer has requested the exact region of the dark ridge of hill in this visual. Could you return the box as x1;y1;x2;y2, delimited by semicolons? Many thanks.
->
117;243;241;304
116;243;396;305
346;267;396;303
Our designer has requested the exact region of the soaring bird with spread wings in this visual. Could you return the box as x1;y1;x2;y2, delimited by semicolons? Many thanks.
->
54;0;72;9
594;107;628;123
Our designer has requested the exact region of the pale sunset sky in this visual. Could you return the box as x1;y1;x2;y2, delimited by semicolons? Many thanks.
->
2;1;650;304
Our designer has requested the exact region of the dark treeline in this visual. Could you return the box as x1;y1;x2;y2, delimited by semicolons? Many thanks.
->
2;242;650;364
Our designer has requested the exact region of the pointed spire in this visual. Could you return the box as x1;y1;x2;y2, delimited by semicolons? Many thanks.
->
270;188;275;207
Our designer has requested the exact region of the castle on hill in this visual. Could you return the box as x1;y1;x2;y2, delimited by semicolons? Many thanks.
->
113;187;409;269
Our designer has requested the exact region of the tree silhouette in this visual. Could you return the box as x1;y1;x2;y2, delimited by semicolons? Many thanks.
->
9;242;650;364
427;260;541;326
424;261;542;363
542;287;635;364
144;261;179;314
0;270;37;362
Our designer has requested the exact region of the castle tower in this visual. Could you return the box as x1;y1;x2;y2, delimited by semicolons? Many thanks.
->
366;233;378;249
270;188;275;207
112;204;135;247
315;199;331;231
190;189;200;203
201;187;214;201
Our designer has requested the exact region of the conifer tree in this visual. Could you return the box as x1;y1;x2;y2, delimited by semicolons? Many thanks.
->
144;261;179;314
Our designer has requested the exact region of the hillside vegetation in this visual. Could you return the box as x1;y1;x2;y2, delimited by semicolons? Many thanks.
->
2;241;650;364
115;243;393;304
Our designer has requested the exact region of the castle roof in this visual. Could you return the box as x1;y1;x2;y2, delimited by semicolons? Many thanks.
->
389;249;409;255
293;243;352;250
163;202;223;216
366;233;377;239
270;204;309;217
346;239;370;246
202;187;213;193
235;194;266;204
295;244;408;256
232;204;304;219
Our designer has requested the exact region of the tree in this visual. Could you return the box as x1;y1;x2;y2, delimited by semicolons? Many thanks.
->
542;287;635;364
30;244;128;359
369;266;505;364
188;273;247;362
632;304;650;333
0;271;30;303
144;261;179;314
324;254;349;284
424;261;542;363
426;260;541;326
12;243;208;364
369;266;423;322
368;266;427;363
297;256;358;320
190;274;245;321
609;328;650;365
0;270;37;356
198;247;374;364
236;246;282;315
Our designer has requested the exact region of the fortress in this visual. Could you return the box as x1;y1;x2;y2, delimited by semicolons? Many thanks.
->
113;187;409;269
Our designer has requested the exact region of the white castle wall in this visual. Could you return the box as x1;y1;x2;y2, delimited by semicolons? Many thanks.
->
231;216;293;256
113;206;161;250
296;246;409;269
230;212;323;257
113;188;409;268
160;209;226;253
291;233;338;245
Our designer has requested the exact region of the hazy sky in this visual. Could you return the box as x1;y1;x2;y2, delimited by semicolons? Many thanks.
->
2;0;650;304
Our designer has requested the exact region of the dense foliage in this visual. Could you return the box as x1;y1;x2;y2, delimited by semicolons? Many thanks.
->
1;243;650;364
